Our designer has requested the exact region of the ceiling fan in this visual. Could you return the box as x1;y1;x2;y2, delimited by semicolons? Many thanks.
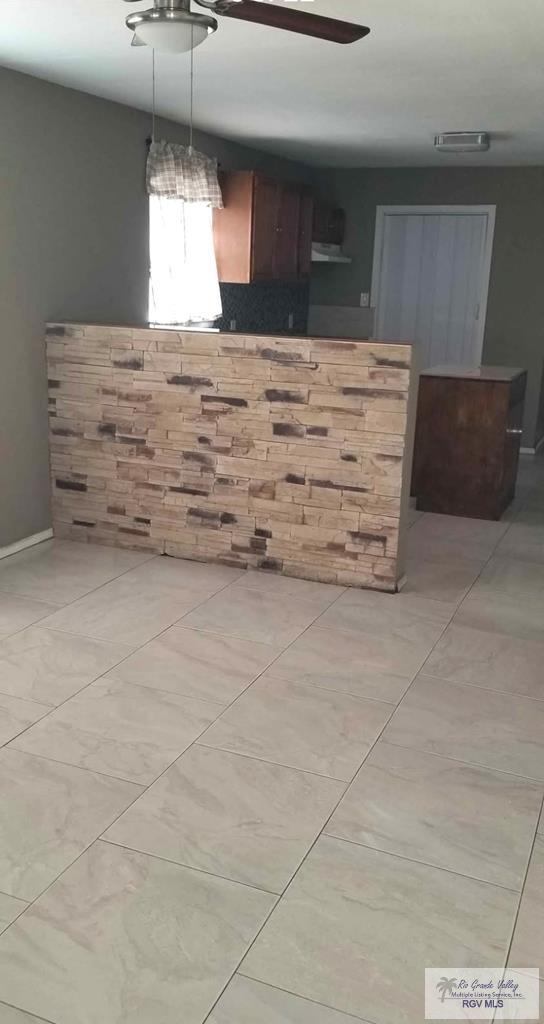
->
124;0;370;53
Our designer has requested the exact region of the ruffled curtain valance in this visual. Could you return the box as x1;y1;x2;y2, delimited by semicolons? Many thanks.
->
146;140;223;208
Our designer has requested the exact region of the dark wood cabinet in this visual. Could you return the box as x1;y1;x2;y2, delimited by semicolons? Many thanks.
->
252;175;280;281
312;202;345;246
412;366;527;520
298;190;314;278
213;171;312;283
275;183;301;279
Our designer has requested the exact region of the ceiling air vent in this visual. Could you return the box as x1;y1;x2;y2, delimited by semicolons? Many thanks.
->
435;132;490;153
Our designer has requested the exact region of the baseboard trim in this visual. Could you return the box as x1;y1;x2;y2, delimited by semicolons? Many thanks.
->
0;528;53;562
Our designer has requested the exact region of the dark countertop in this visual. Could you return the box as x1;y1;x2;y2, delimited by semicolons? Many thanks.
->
421;364;526;382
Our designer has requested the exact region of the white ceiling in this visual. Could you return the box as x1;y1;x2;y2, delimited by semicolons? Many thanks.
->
1;0;544;167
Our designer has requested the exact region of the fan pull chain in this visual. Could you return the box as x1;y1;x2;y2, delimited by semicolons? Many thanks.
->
152;48;156;143
189;27;194;154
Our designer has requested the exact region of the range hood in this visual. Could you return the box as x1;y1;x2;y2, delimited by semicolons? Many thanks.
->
311;242;352;264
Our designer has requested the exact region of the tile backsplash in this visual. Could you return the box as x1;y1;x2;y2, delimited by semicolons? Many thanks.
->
217;282;310;335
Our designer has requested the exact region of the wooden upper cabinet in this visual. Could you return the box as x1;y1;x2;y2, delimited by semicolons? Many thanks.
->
275;183;301;279
298;189;314;279
213;170;312;284
252;175;281;281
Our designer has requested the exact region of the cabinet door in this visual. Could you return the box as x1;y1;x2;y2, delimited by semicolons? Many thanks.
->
275;184;301;279
298;191;314;278
313;202;345;245
251;175;280;281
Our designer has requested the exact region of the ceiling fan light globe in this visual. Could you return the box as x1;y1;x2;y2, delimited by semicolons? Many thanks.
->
126;10;217;53
134;21;209;52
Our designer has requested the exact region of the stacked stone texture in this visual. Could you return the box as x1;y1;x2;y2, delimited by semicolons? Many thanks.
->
46;323;413;591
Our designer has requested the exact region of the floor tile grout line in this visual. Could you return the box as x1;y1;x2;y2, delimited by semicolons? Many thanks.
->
0;507;541;1021
0;689;55;710
99;837;281;898
200;690;404;1022
416;669;544;705
0;1000;57;1024
380;739;544;785
222;512;540;1023
0;623;138;649
218;565;469;1009
321;832;523;894
0;569;324;928
500;791;544;975
199;573;451;1024
0;567;253;756
0;543;158;611
2;745;152;788
194;741;351;783
235;974;374;1023
0;589;62;608
201;891;281;1024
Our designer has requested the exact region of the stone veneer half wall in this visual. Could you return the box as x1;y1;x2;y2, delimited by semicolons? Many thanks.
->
46;324;417;591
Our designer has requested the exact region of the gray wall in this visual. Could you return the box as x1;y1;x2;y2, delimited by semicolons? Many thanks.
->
0;66;311;548
310;167;544;447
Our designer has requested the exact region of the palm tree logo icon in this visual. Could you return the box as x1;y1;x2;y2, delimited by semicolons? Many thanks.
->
436;977;458;1003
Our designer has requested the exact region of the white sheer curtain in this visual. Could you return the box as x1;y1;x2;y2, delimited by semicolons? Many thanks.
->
148;195;223;326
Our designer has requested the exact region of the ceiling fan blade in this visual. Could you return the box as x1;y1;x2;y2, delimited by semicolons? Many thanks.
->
131;33;146;47
217;1;369;44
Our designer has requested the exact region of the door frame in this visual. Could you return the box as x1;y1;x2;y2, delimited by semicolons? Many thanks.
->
370;205;497;364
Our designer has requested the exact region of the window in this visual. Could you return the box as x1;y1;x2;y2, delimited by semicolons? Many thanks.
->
148;196;222;326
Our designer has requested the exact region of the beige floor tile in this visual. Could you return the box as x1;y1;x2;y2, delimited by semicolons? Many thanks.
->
0;628;133;706
0;892;27;932
0;1007;46;1024
514;506;544;527
209;976;367;1023
327;742;543;889
425;624;544;701
496;522;544;564
241;836;517;1024
318;593;447;653
12;677;222;785
406;535;494;564
270;626;414;704
179;587;326;647
0;841;274;1024
0;541;152;605
0;693;49;746
319;585;453;629
410;514;509;545
200;675;392;781
509;835;544;972
453;590;544;643
0;749;140;901
105;745;344;893
109;626;280;705
474;556;544;601
121;556;244;593
0;594;60;638
403;555;482;605
230;570;345;608
384;675;544;781
38;576;213;645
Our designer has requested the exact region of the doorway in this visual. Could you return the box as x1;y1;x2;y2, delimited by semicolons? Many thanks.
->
371;205;496;368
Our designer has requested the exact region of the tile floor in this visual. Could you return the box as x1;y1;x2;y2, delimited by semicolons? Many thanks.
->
0;456;543;1023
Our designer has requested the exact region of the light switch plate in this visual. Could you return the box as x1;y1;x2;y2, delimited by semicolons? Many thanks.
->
360;292;370;308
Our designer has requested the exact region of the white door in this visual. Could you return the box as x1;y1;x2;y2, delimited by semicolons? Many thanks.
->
372;207;495;368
